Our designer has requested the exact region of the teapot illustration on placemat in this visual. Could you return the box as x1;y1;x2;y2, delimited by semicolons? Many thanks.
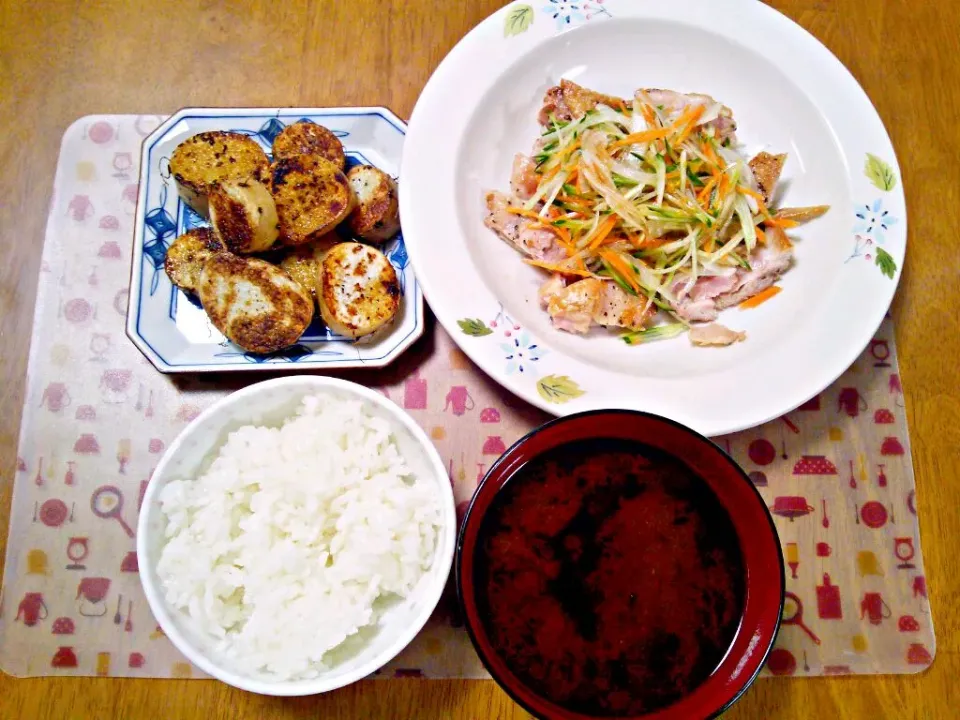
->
76;577;110;617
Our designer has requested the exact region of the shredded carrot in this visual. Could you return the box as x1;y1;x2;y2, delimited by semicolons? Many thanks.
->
718;173;730;198
739;285;781;309
587;215;619;250
611;127;671;148
754;226;767;246
700;140;719;166
557;194;590;211
598;250;641;292
506;206;545;221
697;175;719;204
671;105;705;146
549;224;573;250
635;237;669;250
737;186;773;218
524;258;592;277
566;167;579;186
558;139;582;163
641;104;657;127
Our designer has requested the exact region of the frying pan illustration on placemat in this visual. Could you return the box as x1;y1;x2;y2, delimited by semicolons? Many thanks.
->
90;485;135;537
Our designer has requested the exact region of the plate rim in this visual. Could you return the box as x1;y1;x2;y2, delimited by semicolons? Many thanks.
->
400;0;906;436
125;105;424;374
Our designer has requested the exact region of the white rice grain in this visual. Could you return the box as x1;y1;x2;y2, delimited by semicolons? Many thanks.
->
156;394;441;680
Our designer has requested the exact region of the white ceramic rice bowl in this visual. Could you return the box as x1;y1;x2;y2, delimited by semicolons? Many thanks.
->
137;376;456;695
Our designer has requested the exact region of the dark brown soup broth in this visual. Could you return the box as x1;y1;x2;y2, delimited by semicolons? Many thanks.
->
475;439;746;716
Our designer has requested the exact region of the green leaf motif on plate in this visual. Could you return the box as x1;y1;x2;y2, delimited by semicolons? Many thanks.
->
865;153;897;192
537;375;585;404
504;4;534;37
875;247;897;278
457;318;493;336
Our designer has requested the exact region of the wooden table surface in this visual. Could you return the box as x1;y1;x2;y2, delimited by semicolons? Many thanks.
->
1;0;958;717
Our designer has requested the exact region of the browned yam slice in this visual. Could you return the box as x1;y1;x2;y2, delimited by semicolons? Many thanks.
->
271;121;346;170
163;228;226;292
169;131;269;217
749;152;788;204
271;155;354;246
345;165;400;243
318;242;400;339
198;254;313;354
208;177;280;254
275;234;342;301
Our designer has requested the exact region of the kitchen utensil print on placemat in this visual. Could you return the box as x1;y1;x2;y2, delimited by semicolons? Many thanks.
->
782;593;821;645
90;485;135;537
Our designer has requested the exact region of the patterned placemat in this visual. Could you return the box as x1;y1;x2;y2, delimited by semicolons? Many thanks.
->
0;116;934;679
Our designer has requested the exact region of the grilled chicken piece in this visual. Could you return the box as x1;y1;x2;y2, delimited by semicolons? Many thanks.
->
345;165;400;243
689;323;746;347
318;242;400;339
540;276;653;334
271;155;354;246
198;254;313;354
638;89;737;142
748;152;787;204
672;230;793;323
539;79;627;125
163;228;226;292
169;131;269;217
271;121;346;169
484;191;566;263
208;177;280;254
596;282;655;330
276;234;341;302
510;154;540;200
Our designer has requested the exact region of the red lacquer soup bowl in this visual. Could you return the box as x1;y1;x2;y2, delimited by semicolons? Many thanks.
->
457;410;784;720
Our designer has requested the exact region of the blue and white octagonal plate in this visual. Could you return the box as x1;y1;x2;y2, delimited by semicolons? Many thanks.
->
126;107;423;373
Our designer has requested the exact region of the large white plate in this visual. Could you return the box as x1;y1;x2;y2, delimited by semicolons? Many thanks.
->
400;0;905;436
127;107;423;373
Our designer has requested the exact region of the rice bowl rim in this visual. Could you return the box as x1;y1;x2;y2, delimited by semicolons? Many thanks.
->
137;375;456;696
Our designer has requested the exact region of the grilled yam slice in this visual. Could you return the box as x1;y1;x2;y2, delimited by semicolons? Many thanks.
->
318;242;400;338
271;155;354;246
276;233;342;301
163;227;226;292
345;165;400;243
208;177;280;254
271;122;346;169
198;254;313;353
169;131;269;217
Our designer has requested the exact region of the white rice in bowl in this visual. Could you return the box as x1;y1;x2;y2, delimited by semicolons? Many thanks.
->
156;393;442;681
